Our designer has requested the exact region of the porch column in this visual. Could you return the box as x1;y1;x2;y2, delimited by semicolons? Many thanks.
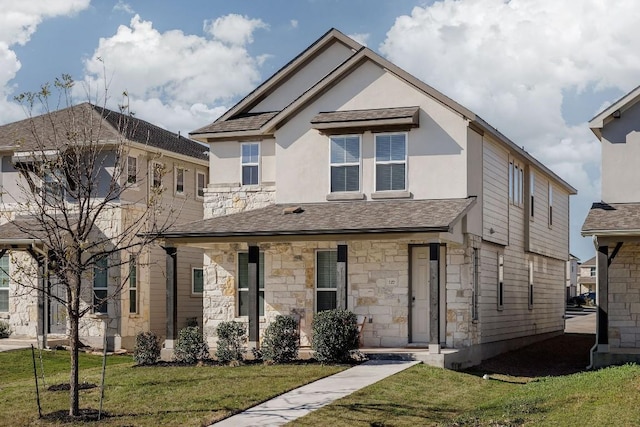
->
428;243;440;354
596;245;609;351
248;245;260;348
25;248;46;349
163;247;178;349
336;244;348;310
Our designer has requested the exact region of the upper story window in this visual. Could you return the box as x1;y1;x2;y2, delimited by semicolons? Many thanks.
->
330;135;360;192
375;133;407;191
175;167;185;195
530;170;535;218
589;266;596;277
152;162;164;189
127;156;137;184
196;171;206;199
548;184;554;227
241;143;259;186
509;160;523;206
42;169;65;205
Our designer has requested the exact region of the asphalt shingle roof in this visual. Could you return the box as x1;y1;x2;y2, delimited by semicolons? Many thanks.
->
190;111;279;135
163;197;476;238
0;103;209;161
311;106;420;125
582;202;640;235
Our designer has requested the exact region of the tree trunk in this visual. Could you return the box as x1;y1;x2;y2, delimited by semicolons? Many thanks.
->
69;293;80;416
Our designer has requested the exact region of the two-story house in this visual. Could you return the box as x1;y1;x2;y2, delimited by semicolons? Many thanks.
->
583;85;640;367
0;103;209;350
162;29;576;368
577;256;596;296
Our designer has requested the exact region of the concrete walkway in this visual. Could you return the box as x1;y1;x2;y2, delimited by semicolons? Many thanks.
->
0;337;36;352
210;359;420;427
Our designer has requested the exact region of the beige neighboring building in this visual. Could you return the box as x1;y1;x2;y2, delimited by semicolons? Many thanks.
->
567;254;580;299
577;256;596;295
0;103;208;350
583;85;640;367
163;29;576;368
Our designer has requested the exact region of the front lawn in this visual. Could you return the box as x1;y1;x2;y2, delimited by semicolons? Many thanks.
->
292;363;640;426
0;348;345;426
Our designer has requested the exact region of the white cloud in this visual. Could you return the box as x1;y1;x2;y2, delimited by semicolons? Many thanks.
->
0;0;90;124
204;14;268;46
348;33;370;46
380;0;640;259
113;0;134;14
81;14;268;134
290;19;299;29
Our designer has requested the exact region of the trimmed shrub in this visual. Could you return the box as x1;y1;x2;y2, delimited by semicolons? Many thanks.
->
174;326;209;364
0;320;10;339
312;309;359;363
133;331;160;365
262;315;299;363
215;321;247;364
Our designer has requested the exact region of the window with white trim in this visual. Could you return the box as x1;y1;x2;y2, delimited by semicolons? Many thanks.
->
192;268;203;294
530;170;535;218
330;135;360;192
129;256;137;314
509;161;523;206
0;255;9;312
175;167;185;195
590;267;596;277
93;257;108;314
237;252;264;316
196;171;206;199
316;250;337;312
151;162;164;189
528;260;534;310
375;133;407;191
548;184;554;227
42;169;65;205
497;254;504;311
127;156;137;184
241;143;259;186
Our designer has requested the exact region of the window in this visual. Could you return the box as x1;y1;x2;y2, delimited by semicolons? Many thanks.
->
330;135;360;192
42;169;64;204
196;171;206;199
316;250;337;312
237;252;264;316
0;255;9;312
471;248;479;321
548;184;554;227
93;257;108;314
590;267;596;277
175;167;185;194
192;268;203;294
129;257;137;314
528;260;534;310
530;171;535;218
509;161;523;205
497;254;504;311
152;162;164;189
127;156;137;184
375;133;406;191
241;143;259;185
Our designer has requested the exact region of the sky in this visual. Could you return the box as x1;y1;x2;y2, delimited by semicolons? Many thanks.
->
1;0;638;262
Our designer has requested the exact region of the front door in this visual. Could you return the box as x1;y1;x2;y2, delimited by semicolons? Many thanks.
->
411;246;430;343
48;275;67;334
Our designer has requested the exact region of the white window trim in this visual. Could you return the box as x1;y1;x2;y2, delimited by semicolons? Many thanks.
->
530;170;535;219
151;161;164;190
0;255;9;313
315;249;338;313
241;142;260;186
129;256;138;314
329;135;362;194
548;183;554;228
196;170;206;200
126;155;139;187
497;254;504;311
374;132;408;193
93;257;109;314
528;260;534;310
509;159;524;207
192;267;204;295
174;166;185;197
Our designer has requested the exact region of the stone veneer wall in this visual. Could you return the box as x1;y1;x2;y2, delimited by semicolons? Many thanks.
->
608;243;640;349
5;252;39;337
204;184;276;219
203;237;476;350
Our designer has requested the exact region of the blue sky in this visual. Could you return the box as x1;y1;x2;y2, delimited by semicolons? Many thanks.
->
2;0;639;261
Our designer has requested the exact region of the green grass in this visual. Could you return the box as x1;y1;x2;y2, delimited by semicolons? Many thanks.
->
293;364;640;426
0;349;345;426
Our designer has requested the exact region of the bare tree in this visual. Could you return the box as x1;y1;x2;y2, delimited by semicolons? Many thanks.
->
4;75;179;416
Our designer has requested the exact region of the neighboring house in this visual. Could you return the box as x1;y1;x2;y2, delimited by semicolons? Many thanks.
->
0;103;209;350
583;84;640;367
577;256;596;295
162;29;576;368
567;254;580;299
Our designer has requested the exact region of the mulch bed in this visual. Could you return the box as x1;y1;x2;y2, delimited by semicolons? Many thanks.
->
469;333;595;379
